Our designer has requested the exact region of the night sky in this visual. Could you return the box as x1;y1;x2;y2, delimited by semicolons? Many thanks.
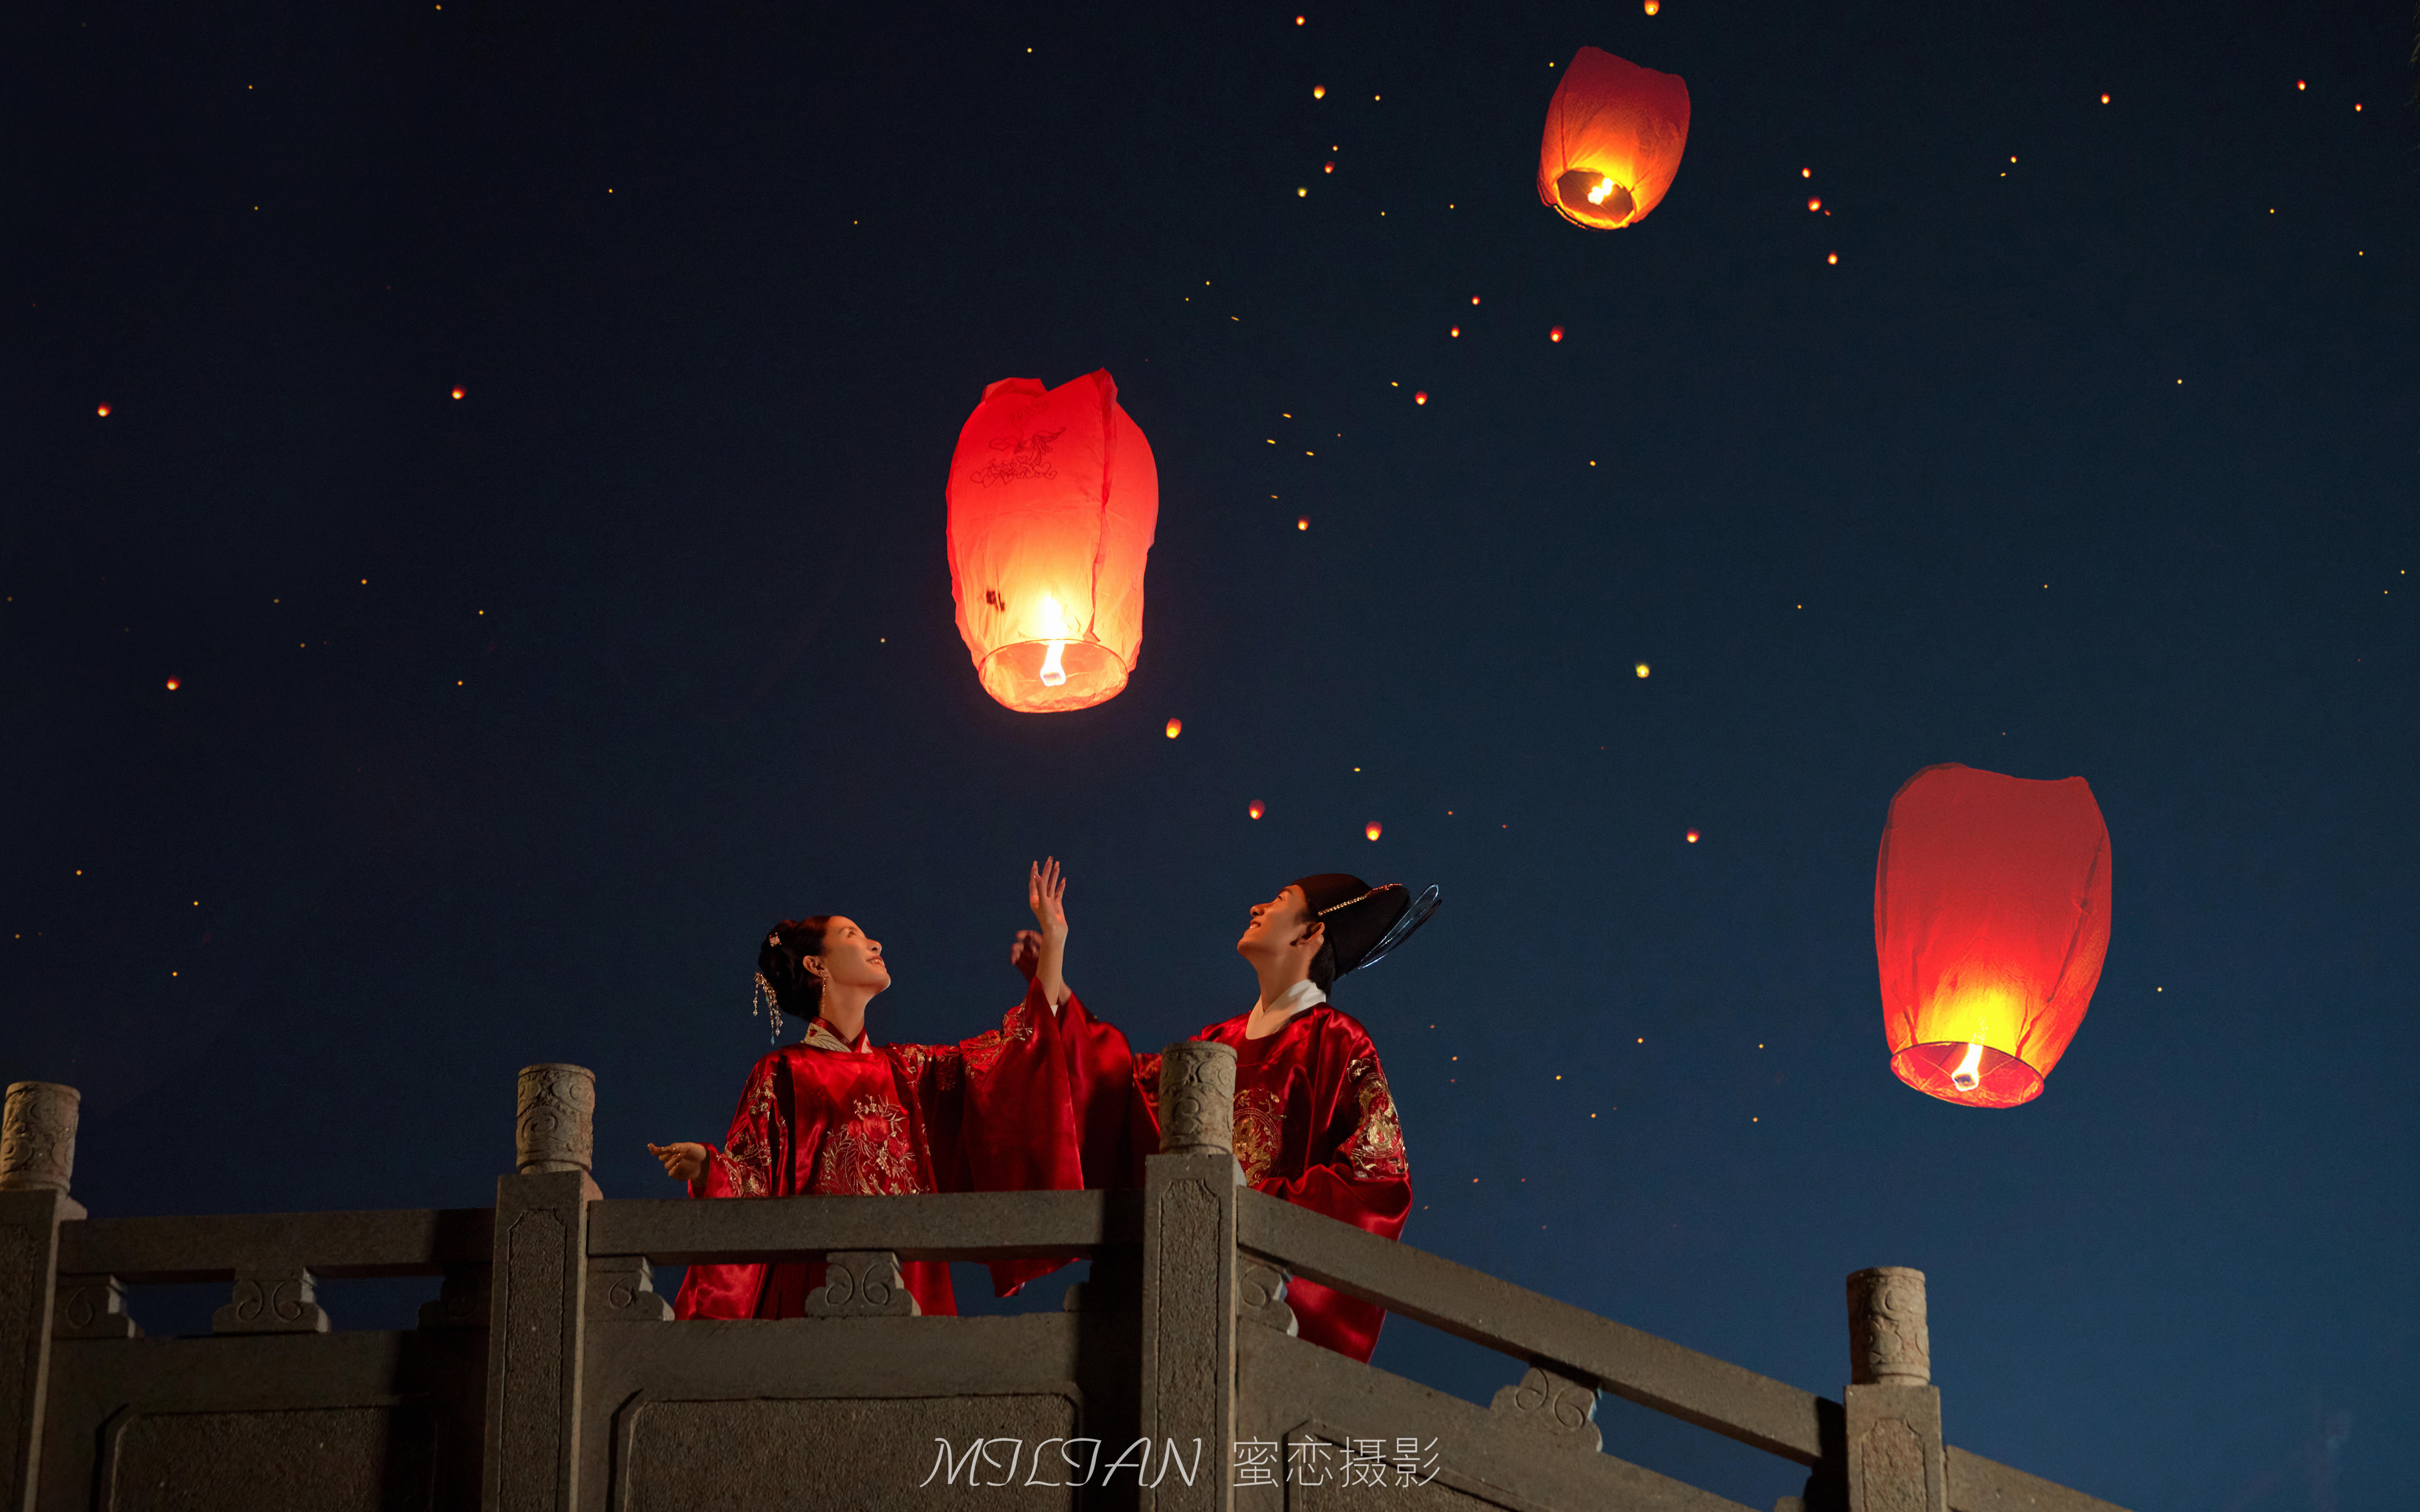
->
6;3;2415;1507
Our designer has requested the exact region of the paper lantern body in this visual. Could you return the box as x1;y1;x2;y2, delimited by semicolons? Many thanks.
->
946;372;1158;713
1874;764;2112;1108
1537;46;1691;230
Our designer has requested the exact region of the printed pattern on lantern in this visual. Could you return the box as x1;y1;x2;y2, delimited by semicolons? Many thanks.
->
1233;1087;1287;1183
713;1064;780;1199
814;1095;926;1196
973;426;1066;486
1340;1057;1408;1182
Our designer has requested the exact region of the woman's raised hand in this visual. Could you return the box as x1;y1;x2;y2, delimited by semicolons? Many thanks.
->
1027;857;1069;941
1009;927;1043;982
648;1142;708;1183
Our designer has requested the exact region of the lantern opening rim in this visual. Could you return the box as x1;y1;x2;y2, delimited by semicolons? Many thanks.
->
1890;1040;2046;1109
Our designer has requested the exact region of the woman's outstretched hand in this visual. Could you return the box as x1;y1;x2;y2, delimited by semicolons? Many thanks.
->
648;1142;708;1183
1024;858;1071;1010
1027;857;1068;940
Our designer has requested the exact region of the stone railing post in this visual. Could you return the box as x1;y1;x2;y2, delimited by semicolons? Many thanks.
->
1140;1040;1238;1512
1843;1266;1947;1512
483;1065;598;1512
1;1082;86;1512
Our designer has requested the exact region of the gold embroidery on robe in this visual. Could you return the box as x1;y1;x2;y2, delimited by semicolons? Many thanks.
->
1340;1056;1408;1182
815;1095;927;1196
960;1005;1037;1076
1233;1087;1287;1184
713;1065;781;1198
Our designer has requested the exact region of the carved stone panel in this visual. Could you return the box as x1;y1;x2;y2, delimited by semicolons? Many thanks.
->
0;1082;78;1193
515;1064;596;1175
500;1206;569;1511
55;1274;142;1340
0;1218;41;1507
1843;1382;1946;1512
1238;1260;1297;1337
1159;1042;1238;1157
588;1257;675;1322
1487;1365;1602;1453
616;1393;1077;1511
1141;1157;1233;1512
806;1251;919;1318
212;1269;331;1335
101;1405;434;1512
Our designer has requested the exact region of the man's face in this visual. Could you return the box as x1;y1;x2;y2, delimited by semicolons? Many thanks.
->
1237;885;1321;964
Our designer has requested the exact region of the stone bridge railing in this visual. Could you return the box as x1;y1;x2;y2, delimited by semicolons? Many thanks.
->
0;1059;2134;1512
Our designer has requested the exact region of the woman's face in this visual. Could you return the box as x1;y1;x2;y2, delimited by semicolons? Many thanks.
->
814;916;891;994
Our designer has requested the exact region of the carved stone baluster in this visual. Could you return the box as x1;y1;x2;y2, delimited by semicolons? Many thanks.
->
486;1063;599;1512
1490;1364;1604;1452
587;1256;673;1322
1236;1259;1295;1336
806;1251;919;1318
419;1264;494;1330
1844;1266;1947;1512
1;1081;85;1512
213;1268;331;1334
1140;1040;1237;1512
54;1275;142;1340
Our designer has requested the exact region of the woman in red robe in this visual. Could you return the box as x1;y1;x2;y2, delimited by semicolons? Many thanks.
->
649;861;1089;1318
1041;873;1439;1362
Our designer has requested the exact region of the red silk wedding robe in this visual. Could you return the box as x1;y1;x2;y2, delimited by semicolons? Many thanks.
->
672;982;1087;1320
1058;995;1413;1362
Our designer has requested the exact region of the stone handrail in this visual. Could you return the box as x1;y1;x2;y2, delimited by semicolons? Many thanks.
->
57;1207;495;1283
584;1187;1140;1265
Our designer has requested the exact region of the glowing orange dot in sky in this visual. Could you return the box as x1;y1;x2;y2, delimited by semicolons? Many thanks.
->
1294;13;1304;22
1686;829;1700;843
2295;80;2305;91
1296;516;1309;530
1470;296;1481;305
1313;85;1326;99
1449;326;1460;337
1166;718;1182;738
1827;252;1839;265
1323;161;1334;173
95;404;110;417
451;387;465;399
1807;197;1821;211
1801;167;1812;179
1644;0;1658;12
164;678;180;690
2100;93;2111;103
1365;821;1383;841
1413;391;1428;404
1549;326;1565;342
1249;800;1265;819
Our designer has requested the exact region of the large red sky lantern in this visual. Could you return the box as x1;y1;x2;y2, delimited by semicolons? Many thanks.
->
945;371;1158;714
1874;764;2112;1108
1537;46;1691;231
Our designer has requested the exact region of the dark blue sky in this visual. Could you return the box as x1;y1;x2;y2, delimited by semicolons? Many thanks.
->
5;2;2414;1506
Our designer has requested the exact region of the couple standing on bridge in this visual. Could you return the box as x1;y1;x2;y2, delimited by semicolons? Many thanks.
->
645;861;1440;1362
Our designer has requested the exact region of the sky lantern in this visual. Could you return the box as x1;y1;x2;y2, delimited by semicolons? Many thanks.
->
945;371;1158;714
1874;764;2112;1109
1537;46;1691;231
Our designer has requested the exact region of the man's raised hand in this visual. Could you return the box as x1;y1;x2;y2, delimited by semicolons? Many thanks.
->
648;1142;708;1183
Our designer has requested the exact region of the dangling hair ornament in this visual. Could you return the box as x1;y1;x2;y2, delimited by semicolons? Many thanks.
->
752;970;784;1044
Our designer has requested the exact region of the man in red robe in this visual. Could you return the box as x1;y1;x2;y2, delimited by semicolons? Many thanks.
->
1044;873;1439;1362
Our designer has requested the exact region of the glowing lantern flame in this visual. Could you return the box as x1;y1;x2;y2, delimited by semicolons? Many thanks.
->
451;387;464;400
1807;197;1821;211
946;372;1159;713
1875;764;2112;1109
1297;517;1309;530
1413;391;1428;405
1364;820;1382;841
1686;829;1699;843
1313;85;1326;99
1538;46;1691;231
1550;325;1565;342
96;404;111;417
1249;800;1265;819
164;678;180;690
1165;717;1182;738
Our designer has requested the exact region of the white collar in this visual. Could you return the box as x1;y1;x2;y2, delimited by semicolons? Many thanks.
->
1251;977;1327;1022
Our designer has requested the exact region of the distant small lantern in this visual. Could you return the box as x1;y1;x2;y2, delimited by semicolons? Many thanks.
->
946;371;1159;714
1874;764;2112;1108
1538;46;1690;230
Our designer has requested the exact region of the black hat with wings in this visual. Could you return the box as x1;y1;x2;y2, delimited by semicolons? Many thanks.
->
1292;874;1443;978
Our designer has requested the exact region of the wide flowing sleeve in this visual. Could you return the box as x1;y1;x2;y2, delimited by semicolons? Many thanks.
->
1052;993;1161;1191
1257;1023;1413;1243
889;980;1089;1296
672;1051;803;1320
